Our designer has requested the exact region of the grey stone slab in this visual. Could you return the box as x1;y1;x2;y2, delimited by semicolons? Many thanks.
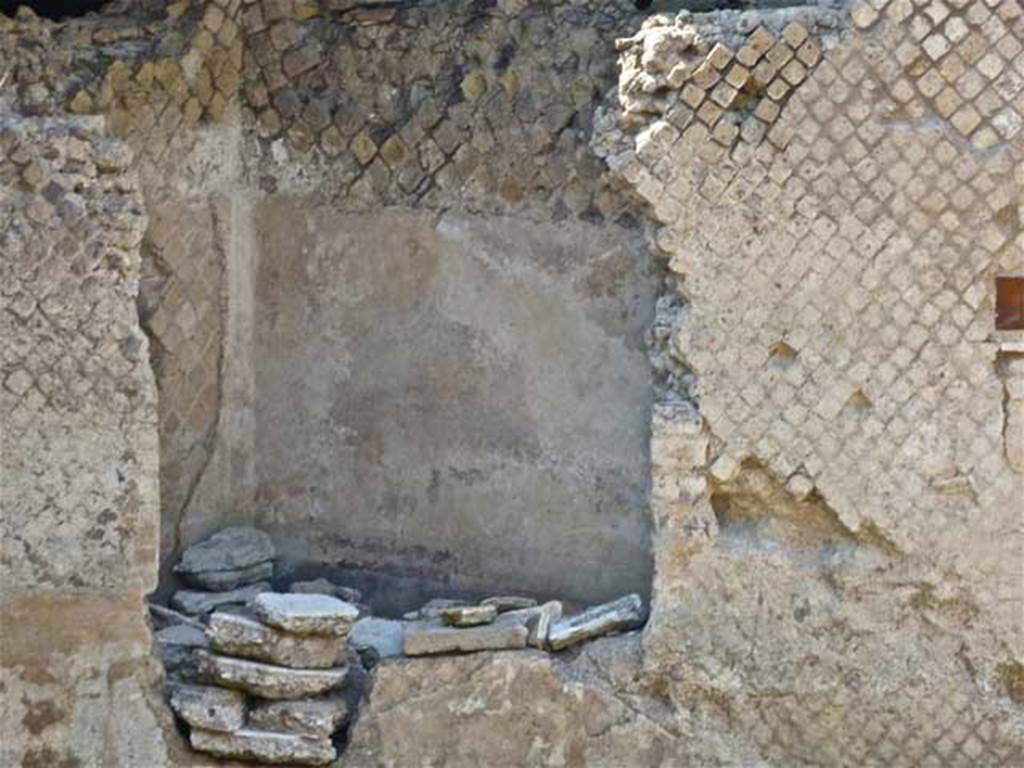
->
183;561;273;591
168;684;246;733
196;650;348;700
348;617;405;659
170;582;270;616
440;604;497;627
248;697;349;737
207;611;346;669
175;526;274;576
251;593;359;636
403;616;528;656
402;598;469;621
190;727;336;766
547;594;644;651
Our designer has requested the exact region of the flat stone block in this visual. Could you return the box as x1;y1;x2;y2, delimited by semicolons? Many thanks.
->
170;582;270;616
168;683;246;732
190;727;336;766
196;650;348;700
249;697;349;737
207;610;346;669
252;592;359;636
403;616;528;656
548;594;644;651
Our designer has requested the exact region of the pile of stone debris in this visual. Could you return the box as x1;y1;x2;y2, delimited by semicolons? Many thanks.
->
153;527;645;765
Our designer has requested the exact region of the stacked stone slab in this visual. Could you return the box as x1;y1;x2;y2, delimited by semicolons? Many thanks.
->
169;592;359;766
171;527;276;616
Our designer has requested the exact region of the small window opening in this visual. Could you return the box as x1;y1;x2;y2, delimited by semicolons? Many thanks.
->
0;0;108;20
996;277;1024;331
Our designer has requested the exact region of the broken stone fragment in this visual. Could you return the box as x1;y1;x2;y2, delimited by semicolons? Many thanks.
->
248;697;349;737
174;527;275;587
183;561;274;591
547;594;645;651
170;582;271;616
403;616;528;656
207;611;346;669
251;593;359;636
196;650;348;700
168;683;246;733
503;600;563;649
348;617;405;660
190;727;336;766
402;597;469;620
290;577;362;604
480;596;538;612
440;604;497;627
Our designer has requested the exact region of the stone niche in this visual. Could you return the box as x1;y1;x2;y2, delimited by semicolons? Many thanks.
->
251;203;658;610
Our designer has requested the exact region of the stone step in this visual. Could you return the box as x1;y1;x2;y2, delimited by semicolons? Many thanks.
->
403;615;528;656
252;593;359;636
196;650;348;700
168;683;246;733
190;727;336;766
207;611;346;669
249;697;349;738
547;593;644;651
170;582;270;616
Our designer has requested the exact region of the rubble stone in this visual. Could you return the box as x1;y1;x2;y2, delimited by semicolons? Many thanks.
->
170;582;271;615
167;684;246;732
190;727;336;766
251;593;359;636
207;611;346;668
196;651;348;700
547;594;644;651
174;527;274;584
440;604;497;627
404;616;528;656
249;697;349;737
348;617;405;660
182;561;274;591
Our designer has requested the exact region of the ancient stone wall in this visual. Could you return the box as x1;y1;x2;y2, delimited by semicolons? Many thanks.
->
597;0;1024;763
0;114;175;767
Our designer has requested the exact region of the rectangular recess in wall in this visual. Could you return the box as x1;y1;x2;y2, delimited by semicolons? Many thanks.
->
996;277;1024;331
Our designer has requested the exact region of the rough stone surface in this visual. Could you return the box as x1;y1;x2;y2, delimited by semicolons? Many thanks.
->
251;592;359;636
504;600;563;649
190;727;336;766
348;618;406;661
155;624;209;680
403;617;529;656
167;684;246;733
174;527;274;581
249;697;349;737
196;650;348;700
207;610;346;669
345;636;758;767
547;594;645;651
171;582;270;616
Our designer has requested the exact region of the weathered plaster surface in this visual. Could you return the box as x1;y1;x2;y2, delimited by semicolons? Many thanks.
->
253;206;657;605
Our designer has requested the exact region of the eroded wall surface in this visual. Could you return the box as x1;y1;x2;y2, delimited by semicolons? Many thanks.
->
253;206;656;604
